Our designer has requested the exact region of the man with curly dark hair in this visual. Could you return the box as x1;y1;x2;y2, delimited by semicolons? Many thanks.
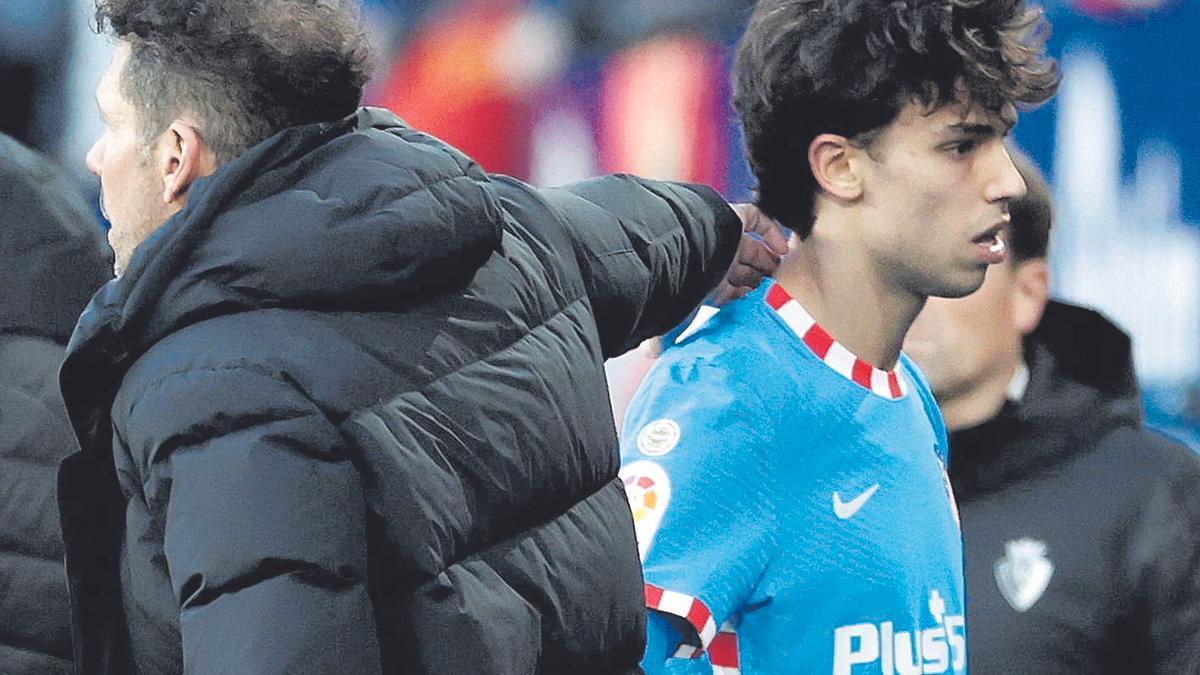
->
618;0;1058;672
57;1;786;673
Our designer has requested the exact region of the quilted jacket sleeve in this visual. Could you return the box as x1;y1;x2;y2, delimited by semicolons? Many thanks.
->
1125;431;1200;672
0;336;76;672
120;364;380;675
539;175;742;358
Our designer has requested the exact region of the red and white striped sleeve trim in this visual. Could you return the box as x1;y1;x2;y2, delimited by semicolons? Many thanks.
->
644;583;719;651
669;620;741;675
708;620;741;674
764;282;907;400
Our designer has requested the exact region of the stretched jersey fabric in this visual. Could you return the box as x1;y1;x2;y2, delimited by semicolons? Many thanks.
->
620;281;966;675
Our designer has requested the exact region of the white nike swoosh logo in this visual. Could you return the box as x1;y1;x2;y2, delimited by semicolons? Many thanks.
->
833;484;880;520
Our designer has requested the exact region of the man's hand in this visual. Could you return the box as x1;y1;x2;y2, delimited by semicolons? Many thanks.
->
710;203;789;305
638;204;787;359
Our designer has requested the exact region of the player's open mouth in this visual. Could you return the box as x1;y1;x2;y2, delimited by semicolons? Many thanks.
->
973;230;1006;264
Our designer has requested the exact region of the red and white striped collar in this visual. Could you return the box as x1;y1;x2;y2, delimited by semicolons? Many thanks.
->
764;281;908;400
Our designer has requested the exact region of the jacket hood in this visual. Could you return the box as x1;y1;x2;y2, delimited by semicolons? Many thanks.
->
0;133;112;343
950;300;1144;496
67;107;504;372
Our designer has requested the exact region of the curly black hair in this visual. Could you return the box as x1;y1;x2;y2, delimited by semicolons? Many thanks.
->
733;0;1060;237
95;0;372;164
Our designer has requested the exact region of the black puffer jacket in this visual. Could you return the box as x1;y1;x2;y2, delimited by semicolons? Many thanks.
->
950;301;1200;673
57;108;741;674
0;133;112;673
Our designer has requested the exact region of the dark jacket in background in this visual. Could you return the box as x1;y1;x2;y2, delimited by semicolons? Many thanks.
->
950;300;1200;674
57;108;741;674
0;133;112;673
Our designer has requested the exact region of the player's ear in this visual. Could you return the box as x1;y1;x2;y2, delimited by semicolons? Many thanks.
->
809;134;863;201
1012;258;1049;335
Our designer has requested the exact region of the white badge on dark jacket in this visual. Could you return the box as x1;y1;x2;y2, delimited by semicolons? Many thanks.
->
994;538;1054;612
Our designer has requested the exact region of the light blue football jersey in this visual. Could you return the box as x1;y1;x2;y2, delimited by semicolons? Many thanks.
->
620;280;966;675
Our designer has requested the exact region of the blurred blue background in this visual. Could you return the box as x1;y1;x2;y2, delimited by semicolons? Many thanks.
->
4;0;1197;447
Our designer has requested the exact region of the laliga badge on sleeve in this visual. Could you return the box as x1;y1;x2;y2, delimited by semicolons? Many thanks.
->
636;418;681;456
994;538;1054;612
620;460;671;561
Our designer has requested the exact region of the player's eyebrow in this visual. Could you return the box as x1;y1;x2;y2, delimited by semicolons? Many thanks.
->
946;106;1018;138
945;121;1004;137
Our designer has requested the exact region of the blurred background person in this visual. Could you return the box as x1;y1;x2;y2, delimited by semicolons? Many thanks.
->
0;132;112;674
0;0;74;153
906;151;1200;673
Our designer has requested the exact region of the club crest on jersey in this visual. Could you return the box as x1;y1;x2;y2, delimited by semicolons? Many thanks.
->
994;538;1054;612
636;418;681;456
620;460;671;560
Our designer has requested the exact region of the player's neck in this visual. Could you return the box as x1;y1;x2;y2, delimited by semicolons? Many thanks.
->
773;229;924;372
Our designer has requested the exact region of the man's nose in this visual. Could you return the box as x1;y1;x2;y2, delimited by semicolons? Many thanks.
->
986;145;1027;204
85;137;105;177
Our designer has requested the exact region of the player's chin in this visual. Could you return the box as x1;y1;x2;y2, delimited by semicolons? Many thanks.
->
924;266;987;300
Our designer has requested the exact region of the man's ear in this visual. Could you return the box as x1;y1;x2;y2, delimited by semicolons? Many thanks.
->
1012;258;1050;335
159;120;216;206
808;133;863;201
